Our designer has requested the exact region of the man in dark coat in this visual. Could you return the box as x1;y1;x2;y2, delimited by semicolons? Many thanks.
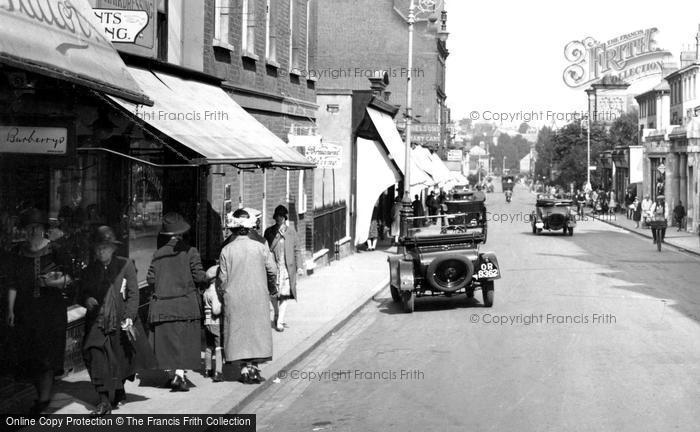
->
673;201;686;231
411;194;425;227
147;213;207;392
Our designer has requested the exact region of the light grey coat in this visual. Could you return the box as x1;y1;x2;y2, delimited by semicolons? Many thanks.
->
219;235;278;362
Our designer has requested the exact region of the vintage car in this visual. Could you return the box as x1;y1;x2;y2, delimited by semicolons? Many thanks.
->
530;198;576;235
388;198;500;313
501;175;516;192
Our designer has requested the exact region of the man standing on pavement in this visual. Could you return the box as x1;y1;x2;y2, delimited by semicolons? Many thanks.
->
673;201;686;231
412;194;425;227
426;191;438;221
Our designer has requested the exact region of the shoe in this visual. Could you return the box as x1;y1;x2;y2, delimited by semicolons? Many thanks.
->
170;375;189;392
90;401;112;416
204;369;213;378
112;390;126;409
249;367;264;384
238;370;251;384
275;325;284;332
213;372;224;383
282;323;289;328
29;400;50;415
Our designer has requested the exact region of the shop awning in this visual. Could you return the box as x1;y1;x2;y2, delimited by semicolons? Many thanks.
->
0;0;150;105
428;152;453;185
355;138;401;245
365;108;432;187
107;67;315;168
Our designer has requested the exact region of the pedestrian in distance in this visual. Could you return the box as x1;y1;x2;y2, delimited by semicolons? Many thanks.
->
641;195;653;228
390;196;402;244
219;209;278;384
80;226;154;415
146;212;207;392
673;201;686;231
5;208;73;415
632;197;642;229
264;205;304;333
367;211;379;251
426;191;438;219
202;265;224;383
412;194;425;228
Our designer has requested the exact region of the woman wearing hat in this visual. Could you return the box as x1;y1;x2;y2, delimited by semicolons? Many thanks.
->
264;205;304;332
5;208;72;414
650;195;668;244
79;226;144;415
219;209;278;383
146;213;207;391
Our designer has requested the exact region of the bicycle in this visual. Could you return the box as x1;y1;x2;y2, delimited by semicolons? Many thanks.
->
649;220;667;252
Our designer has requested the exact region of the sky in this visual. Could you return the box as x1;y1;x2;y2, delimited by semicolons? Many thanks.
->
445;0;700;127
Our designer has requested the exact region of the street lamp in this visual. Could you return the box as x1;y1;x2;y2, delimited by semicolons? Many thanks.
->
503;156;507;174
400;0;440;244
585;88;595;191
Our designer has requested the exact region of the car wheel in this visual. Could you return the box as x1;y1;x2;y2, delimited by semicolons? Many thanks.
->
401;291;415;313
390;285;401;303
482;281;494;307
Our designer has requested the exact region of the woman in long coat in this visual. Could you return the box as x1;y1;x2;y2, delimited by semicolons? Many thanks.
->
146;213;207;391
263;205;303;332
219;209;277;384
80;226;141;415
5;208;72;415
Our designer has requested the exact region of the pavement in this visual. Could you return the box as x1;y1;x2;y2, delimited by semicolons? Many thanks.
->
587;210;700;256
30;245;391;416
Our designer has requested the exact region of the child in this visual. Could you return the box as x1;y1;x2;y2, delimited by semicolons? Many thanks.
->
203;265;223;382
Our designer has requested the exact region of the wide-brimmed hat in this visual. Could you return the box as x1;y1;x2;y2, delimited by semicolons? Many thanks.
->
273;205;289;220
20;208;48;228
656;195;665;200
229;209;256;229
161;212;191;235
242;207;262;219
93;225;122;247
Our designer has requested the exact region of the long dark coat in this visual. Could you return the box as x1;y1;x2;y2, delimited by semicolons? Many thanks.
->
80;257;154;392
264;224;303;300
146;238;207;369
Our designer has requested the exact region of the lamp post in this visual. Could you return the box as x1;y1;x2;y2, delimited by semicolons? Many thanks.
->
400;0;445;244
503;156;507;175
585;88;595;191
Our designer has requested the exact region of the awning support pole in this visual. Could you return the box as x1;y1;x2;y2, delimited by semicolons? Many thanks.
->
263;168;268;232
238;169;244;209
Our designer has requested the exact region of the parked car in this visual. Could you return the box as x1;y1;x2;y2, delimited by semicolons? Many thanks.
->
388;197;500;313
531;198;576;235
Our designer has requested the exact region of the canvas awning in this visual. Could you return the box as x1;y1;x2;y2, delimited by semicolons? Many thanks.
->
365;108;432;188
107;67;315;168
0;0;150;105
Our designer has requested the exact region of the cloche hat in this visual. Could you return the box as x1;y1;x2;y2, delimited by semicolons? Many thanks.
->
161;212;191;235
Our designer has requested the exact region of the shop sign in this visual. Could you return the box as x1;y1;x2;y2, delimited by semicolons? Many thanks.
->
447;149;462;161
305;143;342;169
96;0;156;57
0;126;67;154
93;9;149;43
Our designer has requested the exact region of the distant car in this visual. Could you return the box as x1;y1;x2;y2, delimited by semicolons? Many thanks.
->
501;175;516;192
388;196;500;313
531;198;576;236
